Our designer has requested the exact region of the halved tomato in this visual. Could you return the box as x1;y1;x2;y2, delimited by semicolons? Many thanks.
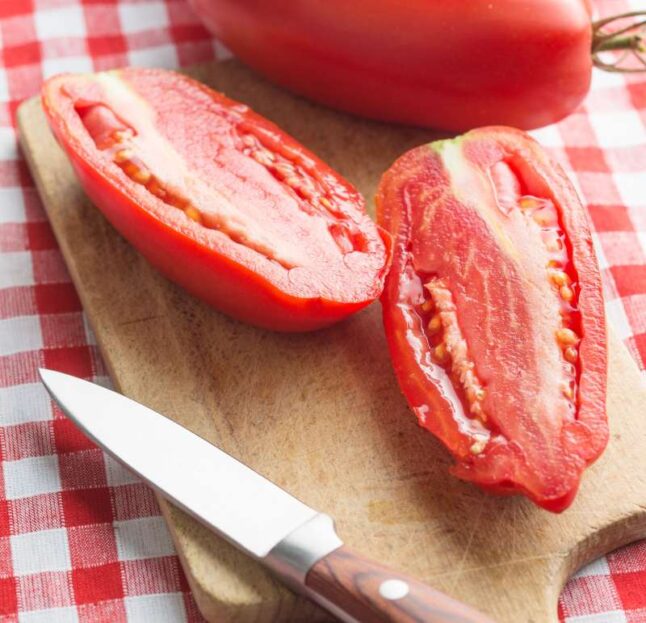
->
42;69;390;331
377;127;607;512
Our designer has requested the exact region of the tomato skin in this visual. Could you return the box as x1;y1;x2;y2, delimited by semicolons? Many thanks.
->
42;69;390;332
377;127;607;512
188;0;593;131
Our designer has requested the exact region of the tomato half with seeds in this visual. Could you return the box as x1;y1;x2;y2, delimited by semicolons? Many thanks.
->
42;69;390;331
377;127;607;512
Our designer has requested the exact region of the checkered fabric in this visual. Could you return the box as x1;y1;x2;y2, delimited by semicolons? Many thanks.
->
0;0;644;621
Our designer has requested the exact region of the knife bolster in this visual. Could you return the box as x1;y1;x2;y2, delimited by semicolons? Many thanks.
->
264;512;343;586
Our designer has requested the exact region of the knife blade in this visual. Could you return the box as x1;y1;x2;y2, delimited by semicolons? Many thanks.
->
39;368;494;623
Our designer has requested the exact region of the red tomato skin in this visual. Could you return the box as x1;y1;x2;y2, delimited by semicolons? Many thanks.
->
42;70;390;332
377;127;607;512
188;0;593;131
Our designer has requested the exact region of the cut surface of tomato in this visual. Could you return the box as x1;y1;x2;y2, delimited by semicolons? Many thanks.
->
377;127;607;512
42;69;390;331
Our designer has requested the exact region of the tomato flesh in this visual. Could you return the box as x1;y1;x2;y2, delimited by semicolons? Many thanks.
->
42;69;390;331
377;127;607;512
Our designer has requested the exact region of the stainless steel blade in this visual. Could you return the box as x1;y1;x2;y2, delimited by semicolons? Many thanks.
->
39;368;318;558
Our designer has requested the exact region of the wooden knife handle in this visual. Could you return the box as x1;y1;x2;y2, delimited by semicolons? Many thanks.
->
305;545;495;623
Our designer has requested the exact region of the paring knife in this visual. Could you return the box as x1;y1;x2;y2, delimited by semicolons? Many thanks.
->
39;369;494;623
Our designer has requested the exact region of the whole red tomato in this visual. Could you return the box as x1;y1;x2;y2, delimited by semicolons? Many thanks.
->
188;0;595;131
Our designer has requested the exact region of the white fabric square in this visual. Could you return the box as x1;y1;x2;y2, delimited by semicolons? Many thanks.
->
11;529;71;575
0;316;43;356
104;454;140;487
35;6;86;39
0;383;53;426
124;593;187;623
128;45;178;69
638;231;646;258
118;1;168;34
567;611;627;623
115;517;175;560
18;607;79;623
0;127;18;161
572;557;611;579
529;124;564;148
0;251;34;288
4;455;61;500
0;188;26;223
613;173;645;207
0;67;8;102
589;110;645;148
606;298;634;341
42;57;93;80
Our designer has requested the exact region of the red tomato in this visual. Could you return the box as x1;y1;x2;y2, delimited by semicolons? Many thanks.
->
188;0;593;131
42;69;390;331
377;127;607;512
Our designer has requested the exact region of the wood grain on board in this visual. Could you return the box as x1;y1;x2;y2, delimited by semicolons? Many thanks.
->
17;60;646;623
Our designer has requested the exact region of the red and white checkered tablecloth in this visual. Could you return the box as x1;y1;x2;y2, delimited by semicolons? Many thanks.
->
0;0;645;621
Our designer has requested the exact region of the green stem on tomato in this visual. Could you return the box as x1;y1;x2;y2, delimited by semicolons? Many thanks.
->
591;10;646;73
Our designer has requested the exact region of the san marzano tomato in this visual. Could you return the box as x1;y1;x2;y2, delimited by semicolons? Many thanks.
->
188;0;594;131
42;69;389;331
377;127;607;512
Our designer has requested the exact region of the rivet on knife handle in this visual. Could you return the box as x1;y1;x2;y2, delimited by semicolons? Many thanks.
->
265;514;494;623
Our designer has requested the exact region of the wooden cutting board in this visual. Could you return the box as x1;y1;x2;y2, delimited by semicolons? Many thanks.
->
17;60;646;623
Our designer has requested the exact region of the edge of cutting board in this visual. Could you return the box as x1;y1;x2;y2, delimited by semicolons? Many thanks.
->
17;60;646;623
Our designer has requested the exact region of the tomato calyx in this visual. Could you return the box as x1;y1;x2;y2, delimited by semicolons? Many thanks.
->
591;10;646;73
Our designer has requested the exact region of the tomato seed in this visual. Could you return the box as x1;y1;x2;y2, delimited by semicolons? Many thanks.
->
470;438;487;455
550;270;570;287
114;149;133;164
564;346;578;363
560;285;574;302
433;343;448;363
427;314;442;333
556;328;579;346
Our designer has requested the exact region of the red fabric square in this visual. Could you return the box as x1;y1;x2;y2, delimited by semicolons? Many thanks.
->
72;563;124;605
0;577;18;616
611;265;646;298
0;537;13;578
53;418;97;454
9;493;64;535
17;571;73;610
122;557;183;596
0;350;42;388
0;502;9;538
184;592;206;623
2;41;41;68
43;345;94;379
68;524;119;568
0;223;29;252
26;221;57;251
77;598;128;623
87;34;126;57
0;0;33;19
2;421;55;461
565;147;609;173
62;487;113;527
40;312;88;349
630;333;646;370
34;283;82;315
615;571;646;610
588;204;635;232
59;448;108;490
0;286;37;320
111;483;159;522
31;249;71;283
